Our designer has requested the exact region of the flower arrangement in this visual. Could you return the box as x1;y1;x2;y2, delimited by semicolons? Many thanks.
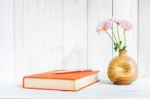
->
96;17;132;52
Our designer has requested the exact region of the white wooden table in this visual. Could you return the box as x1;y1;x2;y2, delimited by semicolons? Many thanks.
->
0;78;150;99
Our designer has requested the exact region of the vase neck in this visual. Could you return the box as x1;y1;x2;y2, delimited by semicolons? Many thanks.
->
119;50;127;56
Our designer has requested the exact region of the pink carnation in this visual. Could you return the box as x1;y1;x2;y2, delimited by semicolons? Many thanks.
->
120;20;132;31
96;21;112;32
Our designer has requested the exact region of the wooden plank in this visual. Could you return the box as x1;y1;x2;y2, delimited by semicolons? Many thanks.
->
0;0;14;78
15;0;63;80
15;0;25;79
139;0;150;78
113;0;138;62
88;0;112;80
62;0;88;70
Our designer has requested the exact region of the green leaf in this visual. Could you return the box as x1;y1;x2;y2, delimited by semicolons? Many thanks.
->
116;43;120;48
114;46;117;52
122;46;127;50
114;42;115;45
120;41;122;44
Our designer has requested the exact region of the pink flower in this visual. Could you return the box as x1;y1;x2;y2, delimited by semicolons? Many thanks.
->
108;17;121;25
96;21;112;32
120;20;132;31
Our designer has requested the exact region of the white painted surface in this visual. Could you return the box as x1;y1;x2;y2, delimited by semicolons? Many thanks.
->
0;78;150;98
62;0;87;70
15;0;64;79
88;0;112;80
15;0;88;80
0;0;14;79
139;0;150;78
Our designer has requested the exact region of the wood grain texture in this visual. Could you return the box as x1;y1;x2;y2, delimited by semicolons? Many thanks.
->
0;0;14;78
15;0;63;80
139;0;150;78
108;50;138;84
88;0;112;79
62;0;87;70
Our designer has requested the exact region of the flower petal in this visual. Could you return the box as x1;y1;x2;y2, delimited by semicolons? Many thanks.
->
96;21;112;32
120;20;132;31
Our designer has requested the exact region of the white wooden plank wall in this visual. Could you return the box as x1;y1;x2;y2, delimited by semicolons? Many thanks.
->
62;0;87;70
15;0;64;79
88;0;112;80
1;0;150;79
15;0;88;80
139;0;150;78
0;0;14;79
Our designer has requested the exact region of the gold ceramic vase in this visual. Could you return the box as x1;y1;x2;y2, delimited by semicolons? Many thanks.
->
107;50;138;85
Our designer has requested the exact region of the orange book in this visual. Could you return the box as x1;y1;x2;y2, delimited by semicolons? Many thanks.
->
23;70;99;91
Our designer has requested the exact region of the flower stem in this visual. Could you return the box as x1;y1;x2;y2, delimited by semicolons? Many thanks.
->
105;31;116;43
123;29;126;46
117;25;121;43
112;27;117;43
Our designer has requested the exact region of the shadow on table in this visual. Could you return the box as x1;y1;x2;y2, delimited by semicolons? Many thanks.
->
99;79;113;85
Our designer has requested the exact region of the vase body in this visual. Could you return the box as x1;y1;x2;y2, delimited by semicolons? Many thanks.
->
107;50;138;85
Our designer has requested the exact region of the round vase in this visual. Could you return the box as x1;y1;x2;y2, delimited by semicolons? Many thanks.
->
107;50;138;85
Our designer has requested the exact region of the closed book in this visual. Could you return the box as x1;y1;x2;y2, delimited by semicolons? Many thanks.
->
23;70;99;91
